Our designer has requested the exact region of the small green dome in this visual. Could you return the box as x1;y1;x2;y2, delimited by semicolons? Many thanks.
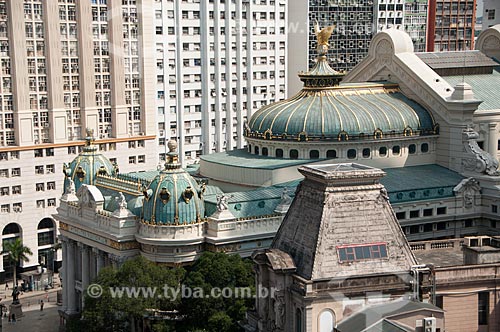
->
246;57;435;141
63;130;117;193
141;141;205;225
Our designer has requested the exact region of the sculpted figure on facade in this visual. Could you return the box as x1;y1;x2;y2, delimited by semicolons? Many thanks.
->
454;178;481;209
462;126;500;176
66;178;76;195
314;20;335;55
116;192;127;210
280;188;292;206
216;194;231;212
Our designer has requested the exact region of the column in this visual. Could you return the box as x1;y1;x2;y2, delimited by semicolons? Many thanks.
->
76;0;98;133
43;0;67;143
66;241;77;314
488;123;498;160
61;238;68;312
107;0;128;138
97;251;104;275
7;0;32;145
81;245;90;291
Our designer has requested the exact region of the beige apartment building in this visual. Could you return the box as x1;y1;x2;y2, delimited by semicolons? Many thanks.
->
0;0;286;281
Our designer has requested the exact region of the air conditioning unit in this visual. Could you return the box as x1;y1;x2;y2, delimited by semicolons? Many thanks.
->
422;317;436;332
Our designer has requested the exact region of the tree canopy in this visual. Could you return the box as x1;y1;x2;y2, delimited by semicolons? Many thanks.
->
2;238;33;288
73;252;255;332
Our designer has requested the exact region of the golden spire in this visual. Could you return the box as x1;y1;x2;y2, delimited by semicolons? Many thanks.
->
314;20;335;55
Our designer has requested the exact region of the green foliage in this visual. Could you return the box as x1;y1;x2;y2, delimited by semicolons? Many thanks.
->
77;252;254;332
178;252;255;332
1;238;33;286
80;256;185;332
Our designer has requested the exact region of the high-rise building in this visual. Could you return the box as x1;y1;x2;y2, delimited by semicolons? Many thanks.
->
288;0;374;94
483;0;500;28
152;0;287;161
427;0;477;52
404;0;429;52
0;0;287;281
375;0;406;32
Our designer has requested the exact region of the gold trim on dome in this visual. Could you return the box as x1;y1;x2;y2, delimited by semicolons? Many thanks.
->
373;128;383;139
298;131;308;142
284;94;314;133
263;92;304;132
356;91;393;129
330;93;361;132
338;131;349;141
369;90;408;127
325;93;344;132
301;92;318;133
182;186;195;204
340;90;377;131
264;129;272;140
159;187;171;204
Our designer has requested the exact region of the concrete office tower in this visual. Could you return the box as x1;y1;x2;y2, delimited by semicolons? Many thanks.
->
427;0;477;52
288;0;374;94
404;0;429;52
375;0;406;32
0;0;287;281
153;0;287;161
483;0;500;28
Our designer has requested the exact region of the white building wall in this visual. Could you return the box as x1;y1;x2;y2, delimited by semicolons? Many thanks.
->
153;0;287;163
483;0;500;28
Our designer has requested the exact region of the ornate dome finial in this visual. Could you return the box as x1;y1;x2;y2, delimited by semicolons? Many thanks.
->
85;128;96;146
314;20;335;56
167;139;178;153
164;139;181;170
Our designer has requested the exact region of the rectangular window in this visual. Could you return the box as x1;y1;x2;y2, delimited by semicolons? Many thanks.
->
48;198;56;207
423;208;433;217
395;212;406;219
492;205;498;213
337;243;388;263
436;295;443;309
437;207;447;215
11;168;20;177
410;210;420;218
12;186;21;195
488;9;496;21
478;292;489;325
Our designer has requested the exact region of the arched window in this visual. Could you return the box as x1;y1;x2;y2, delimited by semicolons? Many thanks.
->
326;150;337;159
2;223;21;236
421;143;429;153
276;149;283;158
2;223;22;280
262;147;268;156
347;149;357;159
362;148;370;158
319;310;336;332
290;149;299;159
310;150;319;159
37;218;55;247
409;144;416;154
379;147;387;156
254;146;259;155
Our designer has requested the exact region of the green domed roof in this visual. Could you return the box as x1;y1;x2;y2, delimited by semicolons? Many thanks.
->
141;141;205;225
246;57;436;141
63;130;117;193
